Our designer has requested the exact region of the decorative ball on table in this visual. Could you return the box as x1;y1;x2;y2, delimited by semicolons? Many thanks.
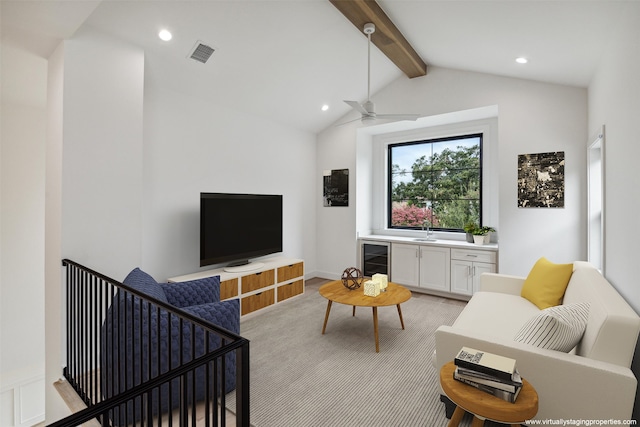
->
341;267;364;290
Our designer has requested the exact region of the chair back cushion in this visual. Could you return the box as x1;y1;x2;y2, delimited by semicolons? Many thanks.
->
123;267;168;303
161;276;221;307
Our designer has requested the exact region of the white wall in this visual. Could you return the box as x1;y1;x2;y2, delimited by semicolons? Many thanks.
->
315;124;359;278
587;4;640;419
61;28;145;280
0;43;47;427
141;83;318;280
317;66;587;278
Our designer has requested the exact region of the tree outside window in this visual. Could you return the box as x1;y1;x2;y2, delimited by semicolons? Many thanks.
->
388;134;482;231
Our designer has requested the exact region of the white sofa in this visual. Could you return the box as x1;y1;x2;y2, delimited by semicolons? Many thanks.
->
434;261;640;421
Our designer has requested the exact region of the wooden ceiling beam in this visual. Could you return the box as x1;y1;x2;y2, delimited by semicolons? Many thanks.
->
329;0;427;78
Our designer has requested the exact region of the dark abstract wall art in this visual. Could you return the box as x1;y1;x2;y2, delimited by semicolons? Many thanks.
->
517;152;565;208
323;169;349;207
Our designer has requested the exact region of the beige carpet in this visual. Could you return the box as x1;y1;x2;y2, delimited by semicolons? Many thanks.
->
227;279;470;427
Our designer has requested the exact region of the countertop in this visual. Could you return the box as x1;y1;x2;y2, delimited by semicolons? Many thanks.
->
359;234;498;251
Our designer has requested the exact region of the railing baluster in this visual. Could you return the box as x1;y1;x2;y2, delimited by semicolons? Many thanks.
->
219;342;224;427
79;270;83;402
155;304;162;427
204;331;211;427
168;311;174;427
190;324;196;427
85;271;89;403
68;266;74;389
111;281;116;401
74;267;79;393
94;275;100;404
178;318;185;426
89;275;93;404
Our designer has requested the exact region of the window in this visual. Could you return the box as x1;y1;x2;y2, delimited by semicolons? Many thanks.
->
388;133;482;231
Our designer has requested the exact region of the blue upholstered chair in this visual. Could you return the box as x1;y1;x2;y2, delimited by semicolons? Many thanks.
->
101;268;240;422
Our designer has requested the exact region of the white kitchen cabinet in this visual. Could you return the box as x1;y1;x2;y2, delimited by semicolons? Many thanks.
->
390;243;420;285
450;249;497;296
418;246;451;292
391;243;450;292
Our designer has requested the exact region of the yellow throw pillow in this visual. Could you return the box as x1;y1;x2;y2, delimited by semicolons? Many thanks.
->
521;257;574;309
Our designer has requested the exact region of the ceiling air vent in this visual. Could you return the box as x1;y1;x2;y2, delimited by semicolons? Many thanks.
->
188;41;215;64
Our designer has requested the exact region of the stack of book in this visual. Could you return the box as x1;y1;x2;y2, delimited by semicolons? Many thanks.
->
453;347;523;403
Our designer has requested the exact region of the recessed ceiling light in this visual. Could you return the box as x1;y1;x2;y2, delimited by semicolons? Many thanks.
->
516;57;528;64
321;104;329;111
159;29;172;41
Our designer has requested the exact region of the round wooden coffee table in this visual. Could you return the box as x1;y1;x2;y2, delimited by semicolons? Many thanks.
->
440;361;538;427
319;280;411;352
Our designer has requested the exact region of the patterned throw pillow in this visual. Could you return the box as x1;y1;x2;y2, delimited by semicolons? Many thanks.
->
514;302;590;352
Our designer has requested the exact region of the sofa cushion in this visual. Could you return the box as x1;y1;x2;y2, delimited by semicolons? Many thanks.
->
452;291;540;338
514;302;590;352
123;267;168;303
521;257;573;309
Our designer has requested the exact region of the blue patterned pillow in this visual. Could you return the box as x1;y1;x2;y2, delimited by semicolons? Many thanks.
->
122;267;168;303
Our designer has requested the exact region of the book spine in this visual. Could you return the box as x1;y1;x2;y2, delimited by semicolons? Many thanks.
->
454;376;518;403
454;357;513;381
456;367;522;387
454;371;517;393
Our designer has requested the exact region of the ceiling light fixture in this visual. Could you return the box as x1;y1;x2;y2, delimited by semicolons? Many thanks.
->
321;104;329;112
516;57;528;64
158;29;172;41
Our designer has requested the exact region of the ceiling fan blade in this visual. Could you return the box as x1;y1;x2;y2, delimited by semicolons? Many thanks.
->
376;113;420;121
344;100;368;115
335;116;365;127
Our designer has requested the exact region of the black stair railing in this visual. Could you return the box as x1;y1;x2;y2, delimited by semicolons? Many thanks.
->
49;259;249;427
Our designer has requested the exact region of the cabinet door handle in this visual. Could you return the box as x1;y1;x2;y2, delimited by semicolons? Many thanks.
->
467;255;478;258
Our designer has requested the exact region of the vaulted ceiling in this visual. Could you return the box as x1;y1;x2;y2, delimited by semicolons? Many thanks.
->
1;1;631;133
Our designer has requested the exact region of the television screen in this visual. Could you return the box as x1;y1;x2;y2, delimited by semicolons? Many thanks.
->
200;193;283;268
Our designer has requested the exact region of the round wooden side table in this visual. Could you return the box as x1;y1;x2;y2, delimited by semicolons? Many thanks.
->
440;361;538;427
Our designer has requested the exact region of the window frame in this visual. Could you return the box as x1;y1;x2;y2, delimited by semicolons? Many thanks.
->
386;133;483;232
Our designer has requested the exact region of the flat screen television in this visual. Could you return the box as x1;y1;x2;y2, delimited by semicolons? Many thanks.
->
200;192;283;271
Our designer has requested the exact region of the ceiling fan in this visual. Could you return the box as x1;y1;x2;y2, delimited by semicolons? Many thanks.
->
341;23;419;125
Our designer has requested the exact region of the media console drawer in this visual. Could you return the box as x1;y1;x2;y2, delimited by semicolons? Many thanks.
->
241;269;275;294
220;278;238;300
277;262;304;283
277;279;304;302
241;289;275;315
